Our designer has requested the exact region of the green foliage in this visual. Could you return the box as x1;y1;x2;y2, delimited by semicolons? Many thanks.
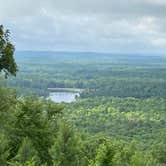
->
81;134;107;165
65;97;166;147
0;133;9;166
151;129;166;164
13;137;40;165
90;140;160;166
50;122;81;166
0;87;17;131
12;97;57;164
8;51;166;98
89;142;116;166
0;46;166;165
8;160;36;166
0;88;63;165
0;25;17;78
129;152;159;166
0;86;165;165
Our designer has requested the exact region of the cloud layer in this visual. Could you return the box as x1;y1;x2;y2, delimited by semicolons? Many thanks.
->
1;0;166;52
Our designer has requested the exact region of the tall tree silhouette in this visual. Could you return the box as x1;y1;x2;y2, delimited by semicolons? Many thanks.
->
0;25;17;78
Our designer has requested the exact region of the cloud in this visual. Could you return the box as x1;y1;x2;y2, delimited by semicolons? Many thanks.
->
0;0;166;52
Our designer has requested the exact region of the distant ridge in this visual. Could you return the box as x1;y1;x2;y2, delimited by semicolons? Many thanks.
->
14;50;166;59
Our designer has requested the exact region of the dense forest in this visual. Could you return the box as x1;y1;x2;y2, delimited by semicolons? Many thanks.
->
1;90;165;165
9;51;166;98
0;25;166;165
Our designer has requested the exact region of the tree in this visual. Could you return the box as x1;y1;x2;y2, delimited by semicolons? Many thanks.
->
49;122;81;166
90;140;160;166
0;133;9;166
13;97;53;165
0;25;17;78
13;137;40;166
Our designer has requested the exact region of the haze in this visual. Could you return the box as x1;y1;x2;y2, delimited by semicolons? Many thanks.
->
1;0;166;53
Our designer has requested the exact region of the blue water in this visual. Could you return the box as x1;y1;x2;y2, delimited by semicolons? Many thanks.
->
49;92;79;103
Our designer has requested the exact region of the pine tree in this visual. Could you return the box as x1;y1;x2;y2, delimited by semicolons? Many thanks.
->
50;122;81;166
13;137;40;165
0;134;9;166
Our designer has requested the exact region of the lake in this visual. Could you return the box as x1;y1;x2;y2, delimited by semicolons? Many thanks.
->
48;92;80;103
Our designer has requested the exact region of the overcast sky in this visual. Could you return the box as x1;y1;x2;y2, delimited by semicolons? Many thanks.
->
1;0;166;53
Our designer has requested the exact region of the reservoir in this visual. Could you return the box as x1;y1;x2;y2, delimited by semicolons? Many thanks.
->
49;92;80;103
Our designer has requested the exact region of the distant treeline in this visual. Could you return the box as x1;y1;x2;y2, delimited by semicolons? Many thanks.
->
8;51;166;98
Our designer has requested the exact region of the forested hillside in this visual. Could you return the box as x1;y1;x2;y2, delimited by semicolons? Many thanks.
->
0;26;166;165
8;51;166;98
0;89;165;165
2;51;165;166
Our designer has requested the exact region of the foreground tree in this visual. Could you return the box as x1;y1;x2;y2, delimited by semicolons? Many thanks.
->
13;137;40;165
0;25;17;78
0;134;9;166
49;122;82;166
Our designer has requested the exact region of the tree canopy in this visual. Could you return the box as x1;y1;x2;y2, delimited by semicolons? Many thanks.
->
0;25;17;78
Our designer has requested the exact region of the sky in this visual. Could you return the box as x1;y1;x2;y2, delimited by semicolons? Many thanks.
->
0;0;166;53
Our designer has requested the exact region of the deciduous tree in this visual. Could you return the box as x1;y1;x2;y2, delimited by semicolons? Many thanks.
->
0;25;17;78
